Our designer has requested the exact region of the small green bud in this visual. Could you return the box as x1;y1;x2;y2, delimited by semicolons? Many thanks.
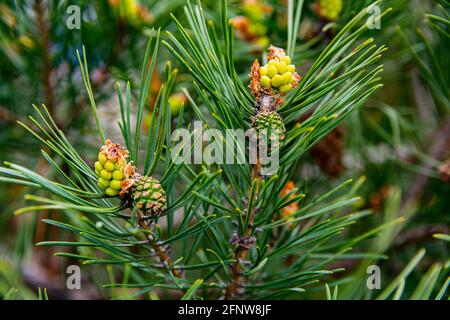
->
112;170;124;180
268;60;277;67
276;61;287;74
98;177;110;189
259;67;268;77
95;161;103;172
109;180;122;190
104;161;115;172
115;160;125;170
279;84;293;93
282;72;293;84
280;56;291;65
98;152;107;165
271;75;284;87
261;76;271;88
100;170;112;180
267;65;277;78
106;188;119;197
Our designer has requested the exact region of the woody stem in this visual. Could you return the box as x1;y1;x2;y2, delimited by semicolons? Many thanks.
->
223;161;262;299
139;219;182;278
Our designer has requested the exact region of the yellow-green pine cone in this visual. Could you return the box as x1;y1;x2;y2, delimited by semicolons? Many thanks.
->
131;176;167;218
168;93;187;116
318;0;342;21
258;53;297;93
95;140;130;197
96;158;127;195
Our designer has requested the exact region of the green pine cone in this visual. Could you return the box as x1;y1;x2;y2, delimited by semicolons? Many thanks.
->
251;110;286;142
131;175;167;218
95;154;127;197
94;139;130;197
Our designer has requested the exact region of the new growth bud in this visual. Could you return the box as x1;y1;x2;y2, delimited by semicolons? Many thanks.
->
257;49;299;94
95;139;131;197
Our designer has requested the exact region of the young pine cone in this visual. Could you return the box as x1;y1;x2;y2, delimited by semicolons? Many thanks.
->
251;109;286;153
258;54;298;94
251;109;286;141
95;139;129;197
131;175;167;218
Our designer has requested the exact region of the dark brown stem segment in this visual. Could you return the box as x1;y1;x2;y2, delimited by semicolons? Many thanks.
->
223;161;262;300
138;219;182;279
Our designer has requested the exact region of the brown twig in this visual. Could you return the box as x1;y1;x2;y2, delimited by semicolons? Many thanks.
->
138;218;182;278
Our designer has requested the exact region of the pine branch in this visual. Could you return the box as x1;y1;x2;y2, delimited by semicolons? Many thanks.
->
138;218;183;279
224;161;262;299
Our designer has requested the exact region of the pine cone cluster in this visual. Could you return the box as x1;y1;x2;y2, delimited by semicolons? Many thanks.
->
248;46;298;152
94;140;167;218
259;54;297;93
95;140;129;196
